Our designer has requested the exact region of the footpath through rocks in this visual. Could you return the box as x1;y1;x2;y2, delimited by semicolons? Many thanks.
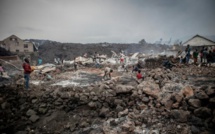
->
0;65;215;134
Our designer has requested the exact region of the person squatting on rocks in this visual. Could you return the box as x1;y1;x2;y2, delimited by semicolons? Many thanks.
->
132;62;142;73
185;44;191;64
22;58;33;90
103;67;113;80
193;49;198;64
136;70;144;80
163;58;175;69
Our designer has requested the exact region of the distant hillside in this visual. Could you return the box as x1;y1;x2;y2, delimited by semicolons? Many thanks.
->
37;41;171;63
24;39;60;48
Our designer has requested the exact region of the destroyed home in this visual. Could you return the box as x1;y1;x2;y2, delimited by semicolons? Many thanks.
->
0;35;36;53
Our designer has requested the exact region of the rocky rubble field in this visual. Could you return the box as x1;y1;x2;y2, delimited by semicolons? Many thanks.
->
0;65;215;134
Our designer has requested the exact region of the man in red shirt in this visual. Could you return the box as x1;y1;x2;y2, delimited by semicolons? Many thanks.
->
22;58;32;90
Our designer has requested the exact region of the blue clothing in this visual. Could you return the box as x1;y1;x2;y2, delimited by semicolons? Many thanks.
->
38;59;42;65
24;74;30;89
186;54;190;63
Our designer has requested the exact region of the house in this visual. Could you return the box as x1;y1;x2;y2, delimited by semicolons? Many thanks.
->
0;35;36;53
183;35;215;47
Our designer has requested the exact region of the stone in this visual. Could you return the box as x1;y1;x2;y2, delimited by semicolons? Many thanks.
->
80;95;88;102
172;102;179;109
138;104;147;110
188;116;203;126
121;120;135;132
92;96;98;101
29;115;39;122
31;99;38;104
54;101;62;106
194;107;211;118
116;105;124;112
26;109;36;116
115;85;134;94
195;91;209;99
181;86;194;98
118;109;128;117
114;99;123;105
137;80;160;98
188;99;201;108
171;110;190;123
171;93;183;103
0;97;3;104
80;121;89;128
1;102;9;110
142;97;150;103
60;92;70;99
191;125;200;134
213;117;215;123
39;103;47;108
99;107;110;118
88;101;97;109
205;88;215;96
38;108;48;114
164;100;174;109
209;97;215;107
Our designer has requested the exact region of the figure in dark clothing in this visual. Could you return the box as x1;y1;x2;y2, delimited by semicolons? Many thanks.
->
185;45;191;64
200;47;204;63
193;49;198;64
132;65;139;73
207;51;213;66
163;59;175;69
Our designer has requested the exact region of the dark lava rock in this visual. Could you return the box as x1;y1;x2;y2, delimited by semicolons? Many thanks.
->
194;107;211;118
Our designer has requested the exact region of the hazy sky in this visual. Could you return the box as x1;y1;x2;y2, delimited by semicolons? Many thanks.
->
0;0;215;43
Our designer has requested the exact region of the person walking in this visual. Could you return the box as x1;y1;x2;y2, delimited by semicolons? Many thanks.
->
22;58;32;90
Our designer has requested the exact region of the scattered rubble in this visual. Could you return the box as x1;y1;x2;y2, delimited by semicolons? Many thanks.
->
0;62;215;133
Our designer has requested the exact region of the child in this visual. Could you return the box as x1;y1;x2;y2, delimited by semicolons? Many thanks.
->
136;70;143;80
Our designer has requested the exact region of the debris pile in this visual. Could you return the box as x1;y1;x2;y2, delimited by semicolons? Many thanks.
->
0;65;215;133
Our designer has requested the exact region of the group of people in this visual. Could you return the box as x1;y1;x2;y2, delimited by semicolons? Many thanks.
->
182;45;215;66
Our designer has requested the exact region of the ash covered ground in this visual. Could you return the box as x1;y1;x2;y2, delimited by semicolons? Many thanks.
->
0;43;215;134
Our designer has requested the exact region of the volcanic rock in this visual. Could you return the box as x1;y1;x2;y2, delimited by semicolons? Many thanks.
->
171;110;190;123
115;85;134;94
137;80;160;98
195;91;209;99
194;107;211;118
29;115;39;122
188;99;201;108
26;109;37;116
